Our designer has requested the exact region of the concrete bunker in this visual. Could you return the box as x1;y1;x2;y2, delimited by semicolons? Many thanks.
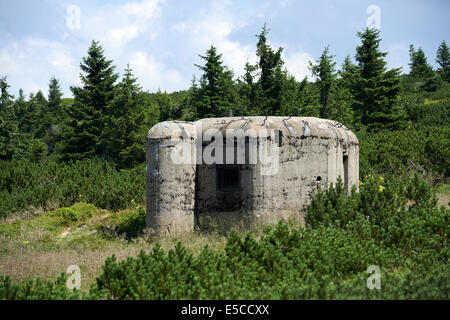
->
146;116;359;235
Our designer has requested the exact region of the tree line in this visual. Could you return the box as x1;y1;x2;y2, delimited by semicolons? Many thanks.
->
1;25;449;168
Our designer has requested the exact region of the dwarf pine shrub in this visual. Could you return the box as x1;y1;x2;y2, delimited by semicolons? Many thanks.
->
0;158;145;218
0;273;82;300
358;127;450;181
47;202;97;226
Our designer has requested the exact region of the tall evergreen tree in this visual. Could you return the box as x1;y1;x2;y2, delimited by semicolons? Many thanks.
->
11;89;48;161
194;45;237;118
32;90;48;139
278;71;299;116
309;45;336;119
248;24;301;116
328;82;355;127
43;78;64;154
48;77;63;121
183;75;199;120
156;89;183;121
237;62;257;116
339;55;358;88
17;92;43;136
436;40;450;82
0;76;18;160
254;24;285;115
308;50;355;125
353;28;406;131
63;40;118;161
409;45;434;79
106;65;146;168
297;76;320;117
15;89;28;132
330;56;357;126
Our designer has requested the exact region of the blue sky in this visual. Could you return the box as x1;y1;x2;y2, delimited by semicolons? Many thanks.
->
1;0;449;97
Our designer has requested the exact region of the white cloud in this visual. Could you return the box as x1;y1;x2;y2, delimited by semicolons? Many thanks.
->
109;25;140;48
130;51;183;92
77;0;162;53
174;3;256;79
217;40;256;78
0;38;78;96
386;43;409;72
284;51;314;81
124;0;160;19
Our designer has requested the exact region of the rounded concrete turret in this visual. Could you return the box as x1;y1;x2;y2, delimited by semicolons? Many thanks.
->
146;121;196;236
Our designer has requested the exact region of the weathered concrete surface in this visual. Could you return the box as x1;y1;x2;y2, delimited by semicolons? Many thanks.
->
146;117;359;235
146;121;196;236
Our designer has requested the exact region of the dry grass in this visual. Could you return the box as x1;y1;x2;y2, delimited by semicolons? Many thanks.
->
1;246;134;292
0;223;230;293
0;200;61;225
436;185;450;209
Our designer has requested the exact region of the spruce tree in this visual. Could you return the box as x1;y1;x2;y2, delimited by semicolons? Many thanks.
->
106;65;146;168
183;75;199;120
248;24;300;116
277;71;299;116
44;78;64;154
339;55;358;89
309;45;336;119
10;88;48;161
18;92;42;136
48;77;63;122
308;49;355;125
297;76;320;117
330;56;357;126
409;45;434;79
194;45;237;118
0;76;18;160
237;62;257;116
354;28;406;131
32;90;48;139
328;82;355;127
63;40;118;161
436;40;450;82
15;89;28;133
254;24;285;115
156;89;182;121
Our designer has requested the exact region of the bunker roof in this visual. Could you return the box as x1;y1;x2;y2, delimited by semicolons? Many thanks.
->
147;116;358;145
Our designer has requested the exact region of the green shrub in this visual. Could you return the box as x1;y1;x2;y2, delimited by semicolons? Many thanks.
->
47;202;97;226
100;206;146;239
358;127;450;181
0;274;82;300
306;174;449;259
0;158;145;218
406;101;450;127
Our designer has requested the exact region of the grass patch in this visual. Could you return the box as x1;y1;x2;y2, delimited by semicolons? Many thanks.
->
435;183;450;208
0;202;233;293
